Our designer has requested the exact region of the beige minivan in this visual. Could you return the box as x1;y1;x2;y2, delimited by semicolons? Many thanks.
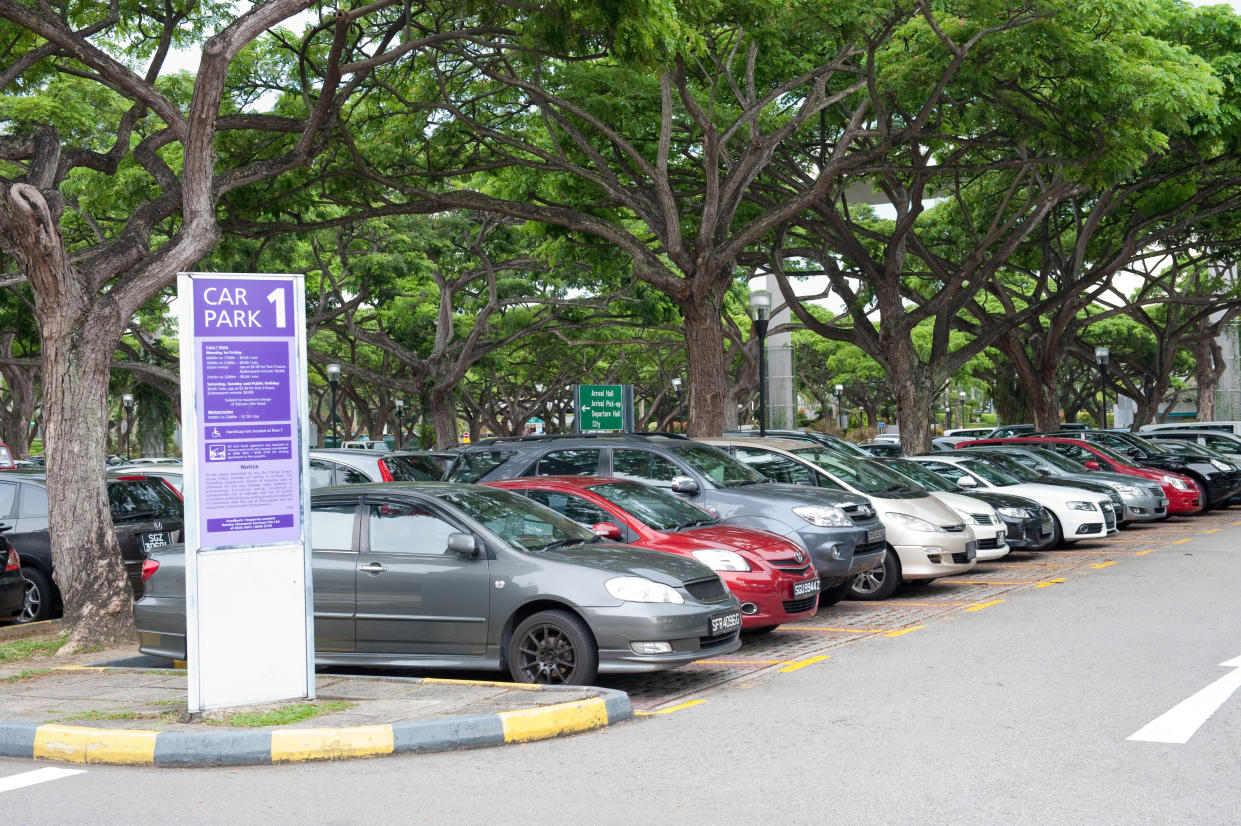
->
699;437;978;601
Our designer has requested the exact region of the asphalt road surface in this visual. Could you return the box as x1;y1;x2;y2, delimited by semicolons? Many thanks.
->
3;511;1240;824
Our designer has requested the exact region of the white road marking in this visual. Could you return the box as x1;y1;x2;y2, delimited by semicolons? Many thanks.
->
1128;655;1241;744
0;767;86;793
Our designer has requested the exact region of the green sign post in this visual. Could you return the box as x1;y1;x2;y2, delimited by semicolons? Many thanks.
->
575;384;633;433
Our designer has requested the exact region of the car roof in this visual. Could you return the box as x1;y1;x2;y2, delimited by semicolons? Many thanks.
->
697;436;817;453
488;476;613;490
466;433;692;447
312;481;496;498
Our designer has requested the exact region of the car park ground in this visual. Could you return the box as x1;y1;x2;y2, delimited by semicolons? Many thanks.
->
2;509;1240;822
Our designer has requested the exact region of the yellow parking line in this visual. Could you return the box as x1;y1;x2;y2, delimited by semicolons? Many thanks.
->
1174;538;1192;544
852;601;977;607
883;626;924;637
964;600;1004;612
941;580;1039;586
779;655;830;672
795;626;884;633
1204;529;1221;534
1091;561;1118;569
1034;578;1065;588
635;700;706;716
1134;549;1158;556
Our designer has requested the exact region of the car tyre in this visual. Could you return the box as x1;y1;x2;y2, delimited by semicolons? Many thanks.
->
817;581;852;607
1049;513;1065;547
507;610;599;686
1191;479;1211;512
18;567;52;624
847;548;900;601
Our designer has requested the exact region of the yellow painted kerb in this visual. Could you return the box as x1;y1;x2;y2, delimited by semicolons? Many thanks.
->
270;725;395;762
500;697;609;743
33;724;157;765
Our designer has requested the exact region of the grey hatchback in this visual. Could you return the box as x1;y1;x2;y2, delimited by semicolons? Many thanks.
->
447;434;886;588
135;483;742;685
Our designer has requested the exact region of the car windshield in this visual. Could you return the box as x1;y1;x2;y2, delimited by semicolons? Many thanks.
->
1027;448;1088;473
587;480;717;531
435;486;596;552
969;453;1043;482
108;478;183;522
956;458;1020;486
383;454;445;481
881;459;953;491
446;449;515;483
673;445;766;487
792;447;916;494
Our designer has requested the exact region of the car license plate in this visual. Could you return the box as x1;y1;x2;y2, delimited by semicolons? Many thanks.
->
142;532;170;552
710;612;741;636
965;541;977;562
1158;499;1168;508
1039;519;1053;535
866;528;884;543
793;579;821;598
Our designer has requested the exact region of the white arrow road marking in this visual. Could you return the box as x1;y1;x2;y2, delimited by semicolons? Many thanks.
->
1129;655;1241;744
0;767;86;794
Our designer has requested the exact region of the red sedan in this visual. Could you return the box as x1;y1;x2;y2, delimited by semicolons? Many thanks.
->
487;476;821;632
958;437;1201;514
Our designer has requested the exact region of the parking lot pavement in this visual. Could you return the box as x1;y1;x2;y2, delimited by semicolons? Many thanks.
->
609;511;1241;712
0;668;630;767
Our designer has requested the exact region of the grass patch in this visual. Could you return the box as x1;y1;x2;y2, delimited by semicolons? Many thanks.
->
207;701;356;728
55;710;156;723
1;667;52;682
149;699;184;707
0;633;68;663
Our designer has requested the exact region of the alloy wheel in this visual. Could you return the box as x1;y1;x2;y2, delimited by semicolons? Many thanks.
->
515;623;579;684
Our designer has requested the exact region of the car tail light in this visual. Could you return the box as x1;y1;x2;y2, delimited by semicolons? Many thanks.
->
3;545;17;572
113;475;147;481
377;459;395;482
141;558;160;582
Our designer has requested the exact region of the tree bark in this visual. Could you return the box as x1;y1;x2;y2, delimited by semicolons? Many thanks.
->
681;293;731;436
430;387;458;448
0;332;38;457
1194;334;1226;421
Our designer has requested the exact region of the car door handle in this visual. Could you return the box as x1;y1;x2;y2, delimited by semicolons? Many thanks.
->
358;562;388;574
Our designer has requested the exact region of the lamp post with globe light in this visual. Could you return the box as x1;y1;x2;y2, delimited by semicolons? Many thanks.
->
749;290;772;436
326;363;341;447
122;393;134;460
1094;347;1109;428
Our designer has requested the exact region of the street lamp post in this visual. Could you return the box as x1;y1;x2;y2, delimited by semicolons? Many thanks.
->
121;393;134;460
1094;347;1110;428
671;378;682;432
749;290;772;436
834;383;846;431
958;390;967;428
394;398;404;450
326;363;341;447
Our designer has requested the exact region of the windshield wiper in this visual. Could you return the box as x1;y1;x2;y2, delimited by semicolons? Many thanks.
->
677;517;715;529
882;484;910;494
115;510;162;522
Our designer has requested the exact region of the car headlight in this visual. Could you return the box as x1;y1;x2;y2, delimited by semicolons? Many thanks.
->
605;576;685;604
1161;474;1193;492
691;549;751;572
1114;484;1141;497
1210;459;1231;472
792;505;853;527
886;512;944;532
1067;500;1096;511
996;506;1035;519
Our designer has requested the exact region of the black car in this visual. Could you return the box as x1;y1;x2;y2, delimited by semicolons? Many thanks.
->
1;539;22;620
0;473;184;623
1036;430;1241;509
446;434;887;588
878;458;1058;550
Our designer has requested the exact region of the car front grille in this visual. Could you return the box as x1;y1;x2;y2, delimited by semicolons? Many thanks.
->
684;577;727;602
977;537;1002;550
782;596;818;614
852;539;886;557
1144;485;1164;497
952;551;972;563
1106;490;1124;508
839;502;877;524
970;513;994;525
768;557;813;576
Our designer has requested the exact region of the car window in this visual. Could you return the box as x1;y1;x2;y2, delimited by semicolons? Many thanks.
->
733;448;817;485
668;445;765;487
0;445;11;466
530;449;601;477
1048;442;1102;466
309;459;336;488
368;502;460;555
382;455;443;481
108;478;183;522
17;483;47;518
611;449;685;487
917;460;975;481
0;481;16;517
522;490;613;526
339;465;371;484
437;486;596;551
588;480;717;531
790;447;911;493
446;449;516;483
311;503;357;550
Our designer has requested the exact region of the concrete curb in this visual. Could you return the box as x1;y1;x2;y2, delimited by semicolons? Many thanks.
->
0;678;633;767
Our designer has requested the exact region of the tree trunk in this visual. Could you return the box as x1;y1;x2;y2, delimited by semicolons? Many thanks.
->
681;296;731;436
0;332;38;458
430;387;458;448
1194;336;1225;421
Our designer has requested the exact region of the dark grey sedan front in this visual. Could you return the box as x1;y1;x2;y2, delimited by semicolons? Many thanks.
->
135;483;742;685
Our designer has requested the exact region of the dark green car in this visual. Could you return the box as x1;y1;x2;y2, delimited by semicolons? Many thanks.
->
135;483;742;685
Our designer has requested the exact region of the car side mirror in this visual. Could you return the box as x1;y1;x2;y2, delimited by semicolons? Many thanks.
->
591;522;622;540
1083;460;1101;471
955;475;978;489
670;476;700;495
447;532;479;557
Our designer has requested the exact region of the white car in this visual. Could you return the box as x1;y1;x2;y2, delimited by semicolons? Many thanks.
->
699;438;979;601
908;455;1117;545
923;490;1009;562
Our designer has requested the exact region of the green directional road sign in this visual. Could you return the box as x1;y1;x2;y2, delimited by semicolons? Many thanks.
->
576;384;629;433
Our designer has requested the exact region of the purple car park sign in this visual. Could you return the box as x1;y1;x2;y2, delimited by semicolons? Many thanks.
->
179;273;314;712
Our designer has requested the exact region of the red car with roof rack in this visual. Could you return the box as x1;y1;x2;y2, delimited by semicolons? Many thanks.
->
956;437;1200;515
487;476;822;633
